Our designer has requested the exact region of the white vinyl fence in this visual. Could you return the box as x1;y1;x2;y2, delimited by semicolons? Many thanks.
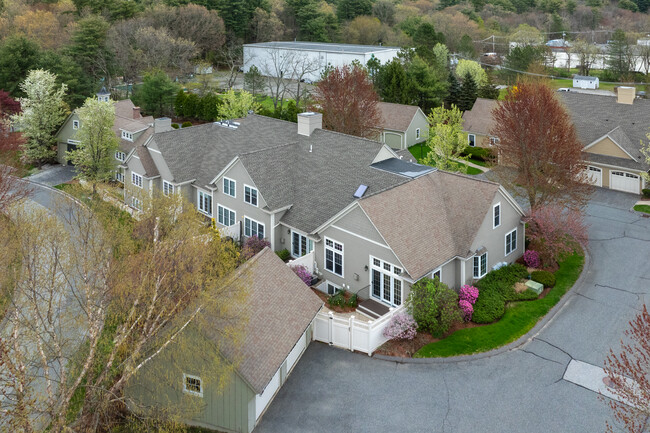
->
312;306;404;356
287;251;315;274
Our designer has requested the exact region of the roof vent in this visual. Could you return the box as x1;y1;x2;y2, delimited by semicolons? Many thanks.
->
353;184;368;198
215;119;240;129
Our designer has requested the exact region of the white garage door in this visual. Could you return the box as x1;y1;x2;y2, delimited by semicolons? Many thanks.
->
610;170;640;194
585;166;602;187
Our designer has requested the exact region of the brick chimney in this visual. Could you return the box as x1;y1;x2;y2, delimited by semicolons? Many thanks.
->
132;106;141;119
615;86;635;105
297;112;322;136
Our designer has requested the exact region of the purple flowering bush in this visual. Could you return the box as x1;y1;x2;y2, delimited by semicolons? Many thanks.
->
524;250;541;269
291;265;312;286
241;236;271;260
459;300;474;322
459;285;479;305
383;313;418;341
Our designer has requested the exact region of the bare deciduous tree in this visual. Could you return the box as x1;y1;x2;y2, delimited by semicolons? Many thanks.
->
218;39;243;91
286;55;320;110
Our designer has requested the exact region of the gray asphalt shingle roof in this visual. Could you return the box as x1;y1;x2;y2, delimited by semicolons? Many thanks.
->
152;115;298;185
376;102;421;132
239;129;411;233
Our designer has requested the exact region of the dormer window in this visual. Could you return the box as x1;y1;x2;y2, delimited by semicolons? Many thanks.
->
99;95;109;102
115;151;126;162
121;131;133;141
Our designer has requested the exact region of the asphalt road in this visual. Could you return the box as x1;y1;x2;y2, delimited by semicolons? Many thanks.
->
255;189;649;433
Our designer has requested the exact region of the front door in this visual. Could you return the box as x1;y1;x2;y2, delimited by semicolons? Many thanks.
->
67;143;78;165
370;257;403;307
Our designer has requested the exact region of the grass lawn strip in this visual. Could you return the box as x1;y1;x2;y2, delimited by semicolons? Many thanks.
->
414;253;584;358
633;204;650;214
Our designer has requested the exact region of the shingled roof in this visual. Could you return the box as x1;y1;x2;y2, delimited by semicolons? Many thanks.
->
359;171;502;280
112;100;154;154
214;248;322;394
238;129;412;233
462;98;498;136
376;102;422;132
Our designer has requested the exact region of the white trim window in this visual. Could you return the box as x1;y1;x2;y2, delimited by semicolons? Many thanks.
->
121;130;133;141
131;196;142;210
223;177;236;197
468;133;476;147
370;256;403;306
115;171;124;183
292;231;314;258
473;252;488;279
505;229;517;256
197;190;212;216
416;128;421;139
183;374;203;397
131;172;143;188
244;185;258;206
115;151;126;162
72;120;80;130
218;205;236;226
244;217;264;238
326;281;340;295
432;268;442;281
493;203;501;228
324;237;343;277
163;180;174;196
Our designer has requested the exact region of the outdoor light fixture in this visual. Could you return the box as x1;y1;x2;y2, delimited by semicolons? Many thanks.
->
364;265;368;271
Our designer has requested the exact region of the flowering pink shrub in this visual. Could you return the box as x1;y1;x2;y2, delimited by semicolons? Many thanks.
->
459;285;479;305
291;265;312;286
383;313;418;340
241;236;271;260
459;300;474;322
524;250;541;269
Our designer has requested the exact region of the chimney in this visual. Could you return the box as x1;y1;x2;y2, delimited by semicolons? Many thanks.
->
154;117;173;133
616;86;635;105
132;106;141;119
297;112;322;137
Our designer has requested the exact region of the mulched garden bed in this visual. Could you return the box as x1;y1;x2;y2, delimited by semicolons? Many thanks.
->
374;320;489;358
310;288;358;313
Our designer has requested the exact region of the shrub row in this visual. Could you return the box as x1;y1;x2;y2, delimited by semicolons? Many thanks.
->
461;146;495;162
473;263;531;324
531;270;556;288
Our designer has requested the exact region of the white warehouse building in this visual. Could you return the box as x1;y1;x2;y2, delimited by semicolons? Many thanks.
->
243;41;401;82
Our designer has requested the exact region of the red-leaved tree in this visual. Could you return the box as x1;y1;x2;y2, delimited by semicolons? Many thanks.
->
311;64;381;139
0;90;21;118
524;205;588;269
0;90;29;213
603;304;650;433
491;80;591;210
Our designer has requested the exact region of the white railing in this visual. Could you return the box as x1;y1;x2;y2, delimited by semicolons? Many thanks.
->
287;251;315;274
312;305;404;356
220;222;240;242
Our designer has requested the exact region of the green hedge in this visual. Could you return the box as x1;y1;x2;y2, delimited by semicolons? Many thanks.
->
472;263;529;323
462;146;495;162
275;249;291;261
531;270;556;288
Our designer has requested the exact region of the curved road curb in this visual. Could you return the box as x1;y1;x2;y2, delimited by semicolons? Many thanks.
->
373;248;592;364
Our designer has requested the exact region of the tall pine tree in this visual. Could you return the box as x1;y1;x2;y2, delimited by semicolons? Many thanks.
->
444;72;461;109
458;71;477;111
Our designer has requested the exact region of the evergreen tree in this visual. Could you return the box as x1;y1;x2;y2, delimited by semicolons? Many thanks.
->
174;90;187;117
133;70;178;117
244;65;265;96
379;59;411;104
0;36;41;96
406;56;447;112
66;15;113;81
337;0;372;21
478;74;500;100
199;93;220;121
444;72;461;109
458;72;477;111
458;34;476;58
607;29;633;80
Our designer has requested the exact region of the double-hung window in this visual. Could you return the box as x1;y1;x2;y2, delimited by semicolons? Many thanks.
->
163;181;174;196
324;238;343;277
244;217;264;238
223;177;235;197
197;190;212;216
115;151;126;162
493;203;501;228
370;257;403;306
473;252;488;279
468;134;476;147
292;232;314;258
505;229;517;256
218;205;236;226
183;374;202;397
244;185;258;206
131;172;143;188
72;120;80;130
115;171;124;183
131;197;142;210
416;128;421;139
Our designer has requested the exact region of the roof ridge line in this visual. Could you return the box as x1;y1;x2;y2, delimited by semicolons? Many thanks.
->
238;140;299;157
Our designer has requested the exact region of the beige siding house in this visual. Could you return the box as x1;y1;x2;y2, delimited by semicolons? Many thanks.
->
461;97;498;149
126;248;322;433
375;102;429;150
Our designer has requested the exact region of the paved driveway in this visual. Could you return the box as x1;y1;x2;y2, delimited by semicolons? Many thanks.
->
27;164;76;187
255;189;649;433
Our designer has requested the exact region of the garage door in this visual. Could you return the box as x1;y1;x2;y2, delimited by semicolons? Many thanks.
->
585;166;602;186
610;170;640;194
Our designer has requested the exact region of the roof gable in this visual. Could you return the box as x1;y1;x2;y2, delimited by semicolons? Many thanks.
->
376;102;422;132
462;98;498;135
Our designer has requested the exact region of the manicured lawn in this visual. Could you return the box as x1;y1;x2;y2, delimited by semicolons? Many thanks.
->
407;145;483;175
634;204;650;214
468;157;488;167
414;253;585;358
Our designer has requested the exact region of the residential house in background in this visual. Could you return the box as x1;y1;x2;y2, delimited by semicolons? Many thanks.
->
126;247;323;433
461;98;498;148
55;93;154;184
122;112;525;314
374;102;429;150
560;88;649;194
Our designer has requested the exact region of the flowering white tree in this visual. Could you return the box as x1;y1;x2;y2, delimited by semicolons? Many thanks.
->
67;98;119;195
11;70;68;166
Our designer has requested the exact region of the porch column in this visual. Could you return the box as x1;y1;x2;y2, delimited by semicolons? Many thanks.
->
270;213;275;250
460;259;466;286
